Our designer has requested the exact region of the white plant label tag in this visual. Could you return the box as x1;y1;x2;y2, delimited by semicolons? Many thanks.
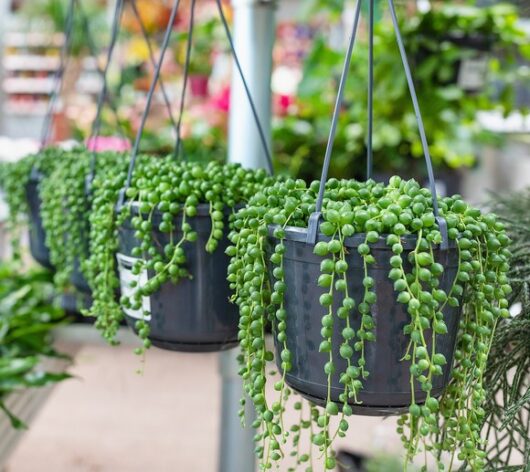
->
458;56;488;91
116;253;151;321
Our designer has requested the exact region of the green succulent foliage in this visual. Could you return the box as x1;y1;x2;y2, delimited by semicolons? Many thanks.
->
227;176;511;470
21;0;107;56
274;2;529;181
476;189;530;470
85;157;279;353
39;148;128;289
0;264;70;429
0;148;70;258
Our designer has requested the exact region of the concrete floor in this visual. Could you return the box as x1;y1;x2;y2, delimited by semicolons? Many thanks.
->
4;330;405;472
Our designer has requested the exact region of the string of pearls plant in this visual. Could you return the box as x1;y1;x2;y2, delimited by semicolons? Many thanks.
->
85;156;279;354
0;147;69;259
227;176;511;471
39;149;127;288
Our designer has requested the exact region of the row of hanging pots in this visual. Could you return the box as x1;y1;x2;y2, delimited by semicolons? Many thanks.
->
3;142;512;469
0;0;514;470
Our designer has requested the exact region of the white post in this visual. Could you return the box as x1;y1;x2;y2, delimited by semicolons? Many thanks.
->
227;0;275;170
219;1;275;472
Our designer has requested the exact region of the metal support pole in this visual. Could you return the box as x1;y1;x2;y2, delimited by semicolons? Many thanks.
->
227;0;275;170
220;1;275;472
219;349;256;472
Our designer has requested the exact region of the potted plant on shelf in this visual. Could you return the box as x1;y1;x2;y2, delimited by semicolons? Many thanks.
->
0;263;71;429
406;2;528;93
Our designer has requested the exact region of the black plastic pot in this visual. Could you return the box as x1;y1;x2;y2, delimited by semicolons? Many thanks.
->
270;226;461;416
117;204;239;352
61;291;92;323
71;256;91;294
26;172;92;292
25;174;53;269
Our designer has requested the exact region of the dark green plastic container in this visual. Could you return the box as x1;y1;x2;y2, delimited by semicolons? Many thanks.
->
71;256;91;294
270;226;461;416
26;175;53;269
27;173;92;292
117;204;239;352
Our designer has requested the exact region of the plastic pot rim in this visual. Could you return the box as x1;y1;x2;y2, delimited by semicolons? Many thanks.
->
268;224;458;251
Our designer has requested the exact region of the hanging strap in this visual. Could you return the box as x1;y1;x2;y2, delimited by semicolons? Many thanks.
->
387;0;447;249
39;0;76;150
215;0;273;175
307;0;448;250
118;0;181;208
88;0;124;184
366;0;374;180
306;0;362;245
174;0;196;160
76;0;127;139
130;0;179;138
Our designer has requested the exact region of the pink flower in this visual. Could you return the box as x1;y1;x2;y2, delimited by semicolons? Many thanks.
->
276;94;294;116
210;86;230;113
86;136;131;152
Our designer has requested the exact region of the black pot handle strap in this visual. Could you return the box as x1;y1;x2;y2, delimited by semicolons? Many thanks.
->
174;0;196;160
307;0;448;250
366;0;374;180
387;0;448;249
87;0;124;185
306;0;362;246
76;0;127;140
215;0;273;175
39;0;76;151
118;0;182;209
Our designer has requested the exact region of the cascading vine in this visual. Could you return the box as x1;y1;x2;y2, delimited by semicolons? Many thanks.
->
85;157;279;353
0;148;66;259
227;175;511;471
38;149;127;289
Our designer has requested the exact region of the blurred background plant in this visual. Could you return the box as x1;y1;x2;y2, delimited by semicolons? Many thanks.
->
0;264;70;429
476;189;530;470
20;0;107;56
272;1;530;184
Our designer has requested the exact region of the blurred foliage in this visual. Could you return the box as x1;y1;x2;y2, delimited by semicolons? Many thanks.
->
273;2;530;182
175;17;223;76
0;264;70;429
21;0;107;56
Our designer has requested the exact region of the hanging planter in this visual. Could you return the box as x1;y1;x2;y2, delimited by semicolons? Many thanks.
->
83;0;277;354
0;147;69;270
227;1;512;470
267;226;461;415
85;156;277;353
25;171;53;269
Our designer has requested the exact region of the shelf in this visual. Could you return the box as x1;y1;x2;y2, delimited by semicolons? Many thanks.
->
3;32;64;48
3;101;52;115
3;55;60;72
3;77;55;94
